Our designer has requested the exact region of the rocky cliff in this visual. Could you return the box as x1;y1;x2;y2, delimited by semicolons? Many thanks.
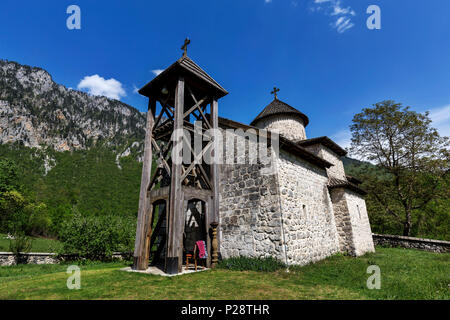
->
0;60;145;152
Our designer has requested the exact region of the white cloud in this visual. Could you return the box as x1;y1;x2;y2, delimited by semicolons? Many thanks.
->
265;0;272;3
311;0;355;33
428;105;450;137
132;84;139;94
331;128;352;150
151;69;165;76
333;16;354;33
77;75;126;100
330;1;355;16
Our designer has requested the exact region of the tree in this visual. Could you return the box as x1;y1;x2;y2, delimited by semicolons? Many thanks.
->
349;100;449;236
0;159;20;192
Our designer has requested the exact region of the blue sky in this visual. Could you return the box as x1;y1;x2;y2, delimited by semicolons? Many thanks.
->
1;0;449;147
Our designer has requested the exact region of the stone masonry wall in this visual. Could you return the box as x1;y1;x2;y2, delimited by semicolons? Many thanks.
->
329;188;356;254
304;145;346;180
254;115;306;142
344;190;375;256
0;252;130;266
0;252;59;266
218;130;284;260
372;234;449;253
275;150;340;265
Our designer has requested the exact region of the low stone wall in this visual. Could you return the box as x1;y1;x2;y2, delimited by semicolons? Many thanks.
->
0;252;58;266
372;234;450;253
0;252;132;266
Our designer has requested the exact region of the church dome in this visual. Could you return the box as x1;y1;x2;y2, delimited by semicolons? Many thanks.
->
250;98;309;141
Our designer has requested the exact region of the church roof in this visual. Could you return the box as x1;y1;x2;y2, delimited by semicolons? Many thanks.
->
250;98;309;127
297;136;347;156
346;175;362;185
328;177;367;196
216;116;332;169
138;55;228;98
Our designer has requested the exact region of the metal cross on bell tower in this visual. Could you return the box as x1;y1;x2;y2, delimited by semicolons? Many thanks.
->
133;40;228;274
271;87;280;100
181;38;190;57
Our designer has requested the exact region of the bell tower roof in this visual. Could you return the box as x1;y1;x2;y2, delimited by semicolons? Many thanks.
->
250;98;309;127
138;55;228;100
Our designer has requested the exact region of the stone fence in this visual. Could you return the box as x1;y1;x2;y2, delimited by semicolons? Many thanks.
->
0;252;132;266
372;234;450;253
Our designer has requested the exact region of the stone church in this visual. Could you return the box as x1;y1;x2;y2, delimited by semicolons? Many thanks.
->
216;95;375;266
133;46;375;272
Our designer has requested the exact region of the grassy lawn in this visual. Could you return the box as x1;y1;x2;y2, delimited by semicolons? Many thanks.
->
0;234;62;253
0;247;448;300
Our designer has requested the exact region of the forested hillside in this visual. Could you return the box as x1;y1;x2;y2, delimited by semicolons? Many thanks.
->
0;60;146;238
345;160;449;241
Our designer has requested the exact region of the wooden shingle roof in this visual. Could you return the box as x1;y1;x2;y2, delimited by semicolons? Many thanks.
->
328;177;367;196
139;55;228;98
297;136;347;156
250;98;309;127
215;116;332;169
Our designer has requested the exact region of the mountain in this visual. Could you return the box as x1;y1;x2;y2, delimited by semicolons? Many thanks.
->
0;60;148;234
341;156;372;168
0;59;146;151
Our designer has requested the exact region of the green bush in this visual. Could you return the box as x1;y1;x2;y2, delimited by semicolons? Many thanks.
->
218;256;286;272
58;214;135;261
9;234;32;264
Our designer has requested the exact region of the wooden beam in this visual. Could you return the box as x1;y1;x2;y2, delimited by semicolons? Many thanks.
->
166;76;185;274
210;98;221;252
133;99;155;270
149;204;166;257
186;85;211;129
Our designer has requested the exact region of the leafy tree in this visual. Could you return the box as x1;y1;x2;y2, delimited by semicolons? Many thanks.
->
0;159;20;192
0;190;25;232
349;100;449;236
58;213;135;260
0;158;50;236
9;234;33;264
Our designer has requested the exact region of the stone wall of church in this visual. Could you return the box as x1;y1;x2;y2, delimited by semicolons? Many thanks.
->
304;145;346;180
218;131;285;260
329;188;356;254
344;190;375;256
329;188;375;256
254;115;306;142
275;150;340;265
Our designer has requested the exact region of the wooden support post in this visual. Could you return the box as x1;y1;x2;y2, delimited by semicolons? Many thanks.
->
133;99;156;270
210;222;219;268
210;98;221;257
166;77;185;274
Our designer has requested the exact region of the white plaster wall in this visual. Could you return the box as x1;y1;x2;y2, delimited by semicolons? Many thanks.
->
276;150;340;265
255;115;306;142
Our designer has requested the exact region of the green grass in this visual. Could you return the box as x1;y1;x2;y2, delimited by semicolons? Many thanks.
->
0;234;62;253
0;247;448;300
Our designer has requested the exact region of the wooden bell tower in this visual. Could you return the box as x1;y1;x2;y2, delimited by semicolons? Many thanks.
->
133;40;228;274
